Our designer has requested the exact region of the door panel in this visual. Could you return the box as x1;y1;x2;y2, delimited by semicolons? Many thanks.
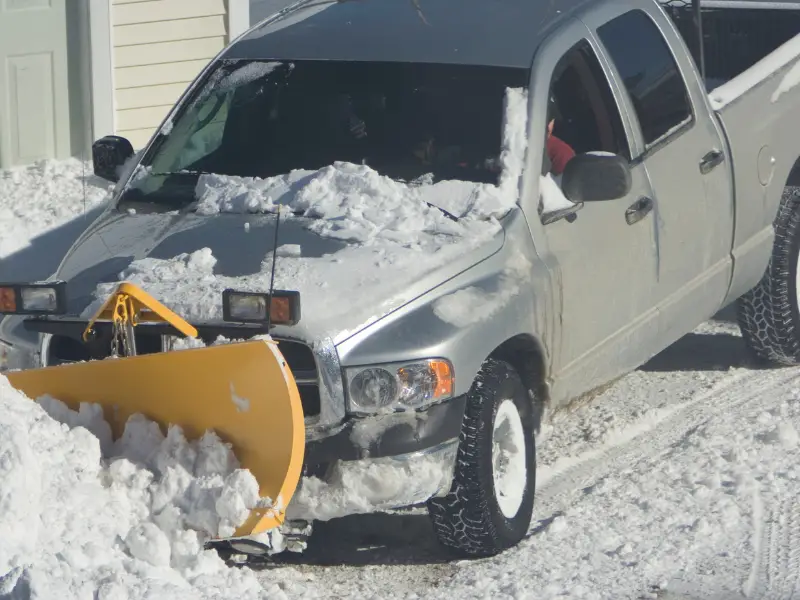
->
529;18;660;400
587;0;735;332
545;163;658;370
0;0;71;168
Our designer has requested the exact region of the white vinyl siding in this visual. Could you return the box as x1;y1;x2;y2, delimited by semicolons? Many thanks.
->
112;0;231;150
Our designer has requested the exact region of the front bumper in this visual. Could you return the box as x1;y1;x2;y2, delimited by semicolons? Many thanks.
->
288;438;459;522
304;394;467;467
290;396;466;521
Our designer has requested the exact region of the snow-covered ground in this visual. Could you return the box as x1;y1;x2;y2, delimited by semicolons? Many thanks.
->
3;159;800;599
0;159;112;284
256;317;800;600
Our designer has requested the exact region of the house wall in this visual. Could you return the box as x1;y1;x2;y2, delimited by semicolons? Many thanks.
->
112;0;239;150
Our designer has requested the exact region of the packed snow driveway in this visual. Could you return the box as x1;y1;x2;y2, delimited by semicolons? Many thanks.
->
251;316;800;599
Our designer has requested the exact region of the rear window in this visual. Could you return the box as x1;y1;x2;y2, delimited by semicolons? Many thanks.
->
142;59;529;191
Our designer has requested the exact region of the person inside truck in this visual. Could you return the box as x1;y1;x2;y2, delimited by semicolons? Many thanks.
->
544;94;576;182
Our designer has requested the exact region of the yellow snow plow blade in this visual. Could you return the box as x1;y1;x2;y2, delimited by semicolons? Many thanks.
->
5;285;305;538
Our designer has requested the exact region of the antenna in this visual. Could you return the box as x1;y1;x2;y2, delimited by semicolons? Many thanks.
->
266;204;282;331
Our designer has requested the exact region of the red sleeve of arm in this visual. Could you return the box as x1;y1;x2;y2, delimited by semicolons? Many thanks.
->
546;136;576;175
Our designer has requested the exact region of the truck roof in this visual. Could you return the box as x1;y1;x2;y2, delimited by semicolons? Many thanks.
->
659;0;800;7
223;0;593;69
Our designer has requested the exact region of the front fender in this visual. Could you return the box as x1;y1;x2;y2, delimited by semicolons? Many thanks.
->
335;212;552;398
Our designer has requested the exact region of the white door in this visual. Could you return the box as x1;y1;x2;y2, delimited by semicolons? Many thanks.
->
0;0;71;168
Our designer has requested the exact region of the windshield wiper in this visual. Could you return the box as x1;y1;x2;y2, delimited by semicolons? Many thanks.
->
144;169;213;177
425;202;459;222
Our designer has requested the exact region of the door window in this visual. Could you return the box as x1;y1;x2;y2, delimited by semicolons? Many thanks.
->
597;9;693;149
541;39;630;182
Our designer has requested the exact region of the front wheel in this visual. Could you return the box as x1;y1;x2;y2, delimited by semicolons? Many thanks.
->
737;187;800;365
427;359;536;558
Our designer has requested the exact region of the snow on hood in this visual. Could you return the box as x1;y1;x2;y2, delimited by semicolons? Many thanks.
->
76;88;528;344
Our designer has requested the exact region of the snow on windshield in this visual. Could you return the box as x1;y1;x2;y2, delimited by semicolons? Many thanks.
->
191;60;283;108
191;85;529;223
81;88;529;342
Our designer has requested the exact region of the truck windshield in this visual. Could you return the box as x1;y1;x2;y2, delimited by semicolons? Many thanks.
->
122;59;529;209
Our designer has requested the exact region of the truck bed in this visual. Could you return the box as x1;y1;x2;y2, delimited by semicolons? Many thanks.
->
702;33;800;306
661;0;800;89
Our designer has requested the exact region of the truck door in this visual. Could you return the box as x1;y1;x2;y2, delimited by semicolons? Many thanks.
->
529;18;661;403
587;1;735;338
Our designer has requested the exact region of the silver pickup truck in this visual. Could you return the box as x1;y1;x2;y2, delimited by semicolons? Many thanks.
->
1;0;800;559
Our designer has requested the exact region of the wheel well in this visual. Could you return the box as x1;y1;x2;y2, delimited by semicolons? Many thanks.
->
488;335;548;432
788;157;800;188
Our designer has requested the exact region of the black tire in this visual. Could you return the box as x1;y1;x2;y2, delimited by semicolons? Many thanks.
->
737;186;800;365
427;358;536;558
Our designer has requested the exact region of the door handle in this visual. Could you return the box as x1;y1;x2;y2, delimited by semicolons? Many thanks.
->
699;149;724;175
625;196;653;225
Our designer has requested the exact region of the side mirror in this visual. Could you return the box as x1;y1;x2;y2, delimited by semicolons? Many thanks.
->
92;135;135;183
561;152;632;203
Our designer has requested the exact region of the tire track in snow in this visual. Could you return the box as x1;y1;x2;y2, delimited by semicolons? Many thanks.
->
746;498;800;600
533;367;800;521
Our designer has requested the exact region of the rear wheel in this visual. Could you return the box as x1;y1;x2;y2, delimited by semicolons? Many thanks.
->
737;187;800;365
427;359;536;558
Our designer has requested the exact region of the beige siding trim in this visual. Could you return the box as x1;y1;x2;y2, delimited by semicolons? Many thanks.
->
115;59;212;90
115;36;226;68
113;0;226;26
116;82;190;110
115;15;227;46
118;128;161;151
90;0;116;138
117;104;173;131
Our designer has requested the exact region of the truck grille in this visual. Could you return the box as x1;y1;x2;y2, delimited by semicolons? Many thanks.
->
45;331;322;417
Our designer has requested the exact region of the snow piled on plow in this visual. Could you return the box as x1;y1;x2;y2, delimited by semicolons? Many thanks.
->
0;375;277;600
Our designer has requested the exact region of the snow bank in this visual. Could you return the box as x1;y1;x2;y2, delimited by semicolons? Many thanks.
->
0;159;112;259
709;34;800;110
0;375;276;599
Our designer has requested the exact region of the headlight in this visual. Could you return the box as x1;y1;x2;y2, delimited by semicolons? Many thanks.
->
345;358;454;414
222;289;301;326
0;282;66;315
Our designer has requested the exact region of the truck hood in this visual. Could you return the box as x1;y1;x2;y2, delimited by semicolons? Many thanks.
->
53;201;507;346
